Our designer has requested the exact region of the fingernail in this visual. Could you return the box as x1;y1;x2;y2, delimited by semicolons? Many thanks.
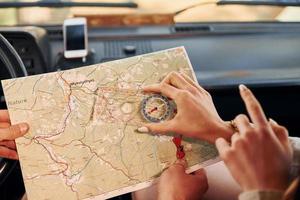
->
175;159;187;167
239;84;248;92
136;126;150;133
269;118;278;125
20;123;29;133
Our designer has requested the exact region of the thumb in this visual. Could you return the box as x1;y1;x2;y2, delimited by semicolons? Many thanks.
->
0;122;10;128
193;168;208;182
137;120;175;134
0;123;29;141
193;168;206;177
169;159;187;173
193;168;209;192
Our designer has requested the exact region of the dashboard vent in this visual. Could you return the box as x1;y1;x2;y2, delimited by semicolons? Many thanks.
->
102;40;152;62
47;29;63;38
174;25;211;33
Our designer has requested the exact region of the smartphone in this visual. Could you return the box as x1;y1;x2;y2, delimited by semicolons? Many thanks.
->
63;18;88;59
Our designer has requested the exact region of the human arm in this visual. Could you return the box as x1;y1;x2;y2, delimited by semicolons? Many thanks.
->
216;85;292;199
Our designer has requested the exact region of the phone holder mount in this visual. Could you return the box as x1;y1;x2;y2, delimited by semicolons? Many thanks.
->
54;48;96;71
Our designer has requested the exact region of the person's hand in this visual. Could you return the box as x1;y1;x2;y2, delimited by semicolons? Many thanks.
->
157;159;208;200
0;110;29;160
137;72;233;143
216;84;292;192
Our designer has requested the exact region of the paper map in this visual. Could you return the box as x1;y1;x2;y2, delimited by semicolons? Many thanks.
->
2;47;218;200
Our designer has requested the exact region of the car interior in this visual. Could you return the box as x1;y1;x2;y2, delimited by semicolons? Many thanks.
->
0;0;300;199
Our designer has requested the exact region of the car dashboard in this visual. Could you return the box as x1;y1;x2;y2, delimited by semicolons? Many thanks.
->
1;22;299;136
0;22;300;200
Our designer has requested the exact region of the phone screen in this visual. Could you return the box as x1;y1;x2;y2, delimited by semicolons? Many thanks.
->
66;24;85;51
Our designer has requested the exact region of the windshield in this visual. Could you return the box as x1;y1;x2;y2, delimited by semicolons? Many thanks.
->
1;0;300;26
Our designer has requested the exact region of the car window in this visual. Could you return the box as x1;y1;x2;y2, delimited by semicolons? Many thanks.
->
0;0;300;26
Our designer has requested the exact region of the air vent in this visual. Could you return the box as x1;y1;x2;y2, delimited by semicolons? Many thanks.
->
174;25;211;33
47;29;63;38
102;40;152;62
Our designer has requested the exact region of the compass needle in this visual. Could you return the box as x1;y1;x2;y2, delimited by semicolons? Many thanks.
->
141;94;175;123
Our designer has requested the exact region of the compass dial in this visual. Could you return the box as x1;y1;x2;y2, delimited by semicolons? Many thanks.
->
141;94;174;123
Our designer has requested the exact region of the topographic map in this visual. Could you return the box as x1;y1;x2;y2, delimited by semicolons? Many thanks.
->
2;47;218;200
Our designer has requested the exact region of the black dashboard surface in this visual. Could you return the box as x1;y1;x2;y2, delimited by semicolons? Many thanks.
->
45;23;300;87
1;22;300;136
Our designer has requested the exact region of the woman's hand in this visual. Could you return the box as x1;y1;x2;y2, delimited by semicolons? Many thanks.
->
216;85;292;192
0;110;29;160
157;159;208;200
137;72;233;143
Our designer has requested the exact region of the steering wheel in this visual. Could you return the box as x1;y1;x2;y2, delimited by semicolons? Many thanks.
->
0;34;27;186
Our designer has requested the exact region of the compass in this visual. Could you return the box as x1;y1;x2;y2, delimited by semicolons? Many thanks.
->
141;94;174;123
